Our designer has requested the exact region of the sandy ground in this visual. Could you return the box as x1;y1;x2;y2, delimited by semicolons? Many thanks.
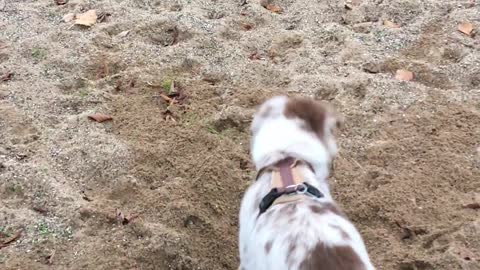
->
1;0;479;269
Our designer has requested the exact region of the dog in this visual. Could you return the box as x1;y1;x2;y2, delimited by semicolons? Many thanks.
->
238;96;375;270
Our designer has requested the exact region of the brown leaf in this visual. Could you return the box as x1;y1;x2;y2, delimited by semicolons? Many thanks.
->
241;23;253;31
463;203;480;210
384;20;400;28
88;113;113;123
0;71;13;82
63;13;75;23
395;69;414;81
265;4;282;14
55;0;68;5
0;229;22;249
75;10;97;27
458;22;474;36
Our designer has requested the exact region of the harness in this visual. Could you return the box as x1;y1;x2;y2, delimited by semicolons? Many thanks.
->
257;157;324;215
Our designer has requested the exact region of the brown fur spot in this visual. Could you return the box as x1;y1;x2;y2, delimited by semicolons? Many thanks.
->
284;98;329;141
265;240;273;254
299;244;366;270
309;203;344;217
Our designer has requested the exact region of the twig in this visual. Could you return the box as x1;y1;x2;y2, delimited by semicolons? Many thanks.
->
0;229;23;249
46;250;56;265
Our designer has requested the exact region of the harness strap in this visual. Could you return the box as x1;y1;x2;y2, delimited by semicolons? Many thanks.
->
257;157;324;215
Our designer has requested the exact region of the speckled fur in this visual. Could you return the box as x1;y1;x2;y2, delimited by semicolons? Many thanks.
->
239;96;375;270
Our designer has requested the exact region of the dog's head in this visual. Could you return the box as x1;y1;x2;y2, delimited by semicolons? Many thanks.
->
250;96;342;170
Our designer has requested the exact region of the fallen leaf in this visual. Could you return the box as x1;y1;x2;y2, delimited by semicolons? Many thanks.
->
75;10;97;27
0;229;22;249
395;69;414;81
463;203;480;210
241;23;253;31
0;71;13;82
384;20;400;28
55;0;68;5
116;30;130;38
265;4;282;13
458;22;474;36
87;113;113;123
63;13;75;23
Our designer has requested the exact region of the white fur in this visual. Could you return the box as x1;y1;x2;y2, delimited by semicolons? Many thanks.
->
239;96;375;270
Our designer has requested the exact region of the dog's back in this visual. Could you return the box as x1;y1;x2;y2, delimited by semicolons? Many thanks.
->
239;96;374;270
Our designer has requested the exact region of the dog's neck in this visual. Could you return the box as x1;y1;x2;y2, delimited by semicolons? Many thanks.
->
251;119;334;183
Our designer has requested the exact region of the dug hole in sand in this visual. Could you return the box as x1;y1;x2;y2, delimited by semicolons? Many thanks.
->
0;0;479;269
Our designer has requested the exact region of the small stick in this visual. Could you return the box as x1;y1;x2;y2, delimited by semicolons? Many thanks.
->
0;229;23;249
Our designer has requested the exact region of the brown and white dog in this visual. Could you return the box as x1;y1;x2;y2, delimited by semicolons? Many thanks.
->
239;96;375;270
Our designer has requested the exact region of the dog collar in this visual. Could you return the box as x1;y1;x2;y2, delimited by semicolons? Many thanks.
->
257;157;323;215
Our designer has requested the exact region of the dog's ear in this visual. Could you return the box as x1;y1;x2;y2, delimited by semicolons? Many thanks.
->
284;98;341;139
284;98;342;156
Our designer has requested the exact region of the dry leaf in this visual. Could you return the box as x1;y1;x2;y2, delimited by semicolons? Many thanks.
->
87;113;113;123
463;203;480;210
241;23;253;31
116;30;130;38
266;4;282;14
63;13;75;23
75;10;97;27
458;22;474;36
384;20;400;28
0;72;13;82
395;69;414;81
55;0;68;5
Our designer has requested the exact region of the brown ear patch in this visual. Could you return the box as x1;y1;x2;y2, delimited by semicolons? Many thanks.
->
299;244;366;270
284;97;339;142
